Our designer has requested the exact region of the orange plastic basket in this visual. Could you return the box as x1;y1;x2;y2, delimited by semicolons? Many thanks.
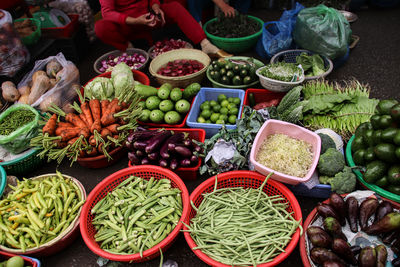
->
80;166;190;262
184;170;302;267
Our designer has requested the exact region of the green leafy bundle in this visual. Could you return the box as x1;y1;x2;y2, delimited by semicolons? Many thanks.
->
296;52;326;77
260;62;302;82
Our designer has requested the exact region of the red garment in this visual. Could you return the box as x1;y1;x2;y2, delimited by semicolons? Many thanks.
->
95;0;205;51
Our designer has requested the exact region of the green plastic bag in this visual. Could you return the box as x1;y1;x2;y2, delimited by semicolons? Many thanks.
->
0;104;39;154
293;5;352;60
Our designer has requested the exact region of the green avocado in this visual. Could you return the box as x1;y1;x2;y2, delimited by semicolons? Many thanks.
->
388;165;400;185
372;130;382;145
376;176;389;188
394;131;400;145
391;103;400;122
374;143;397;163
353;149;366;166
370;115;381;130
352;135;366;153
364;147;376;163
387;185;400;195
381;128;399;143
363;160;387;184
379;115;393;129
363;129;375;147
377;99;399;115
355;122;373;137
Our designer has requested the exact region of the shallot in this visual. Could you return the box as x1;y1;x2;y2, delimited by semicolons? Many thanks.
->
157;59;204;77
99;52;147;73
150;38;189;58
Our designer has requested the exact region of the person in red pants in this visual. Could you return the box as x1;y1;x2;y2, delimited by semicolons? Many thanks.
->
95;0;231;58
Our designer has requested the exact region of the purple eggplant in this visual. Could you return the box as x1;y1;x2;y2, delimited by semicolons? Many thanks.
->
145;130;172;154
190;155;199;164
180;158;191;167
322;262;345;267
170;158;178;170
306;226;332;248
382;230;398;245
359;198;379;230
141;157;150;165
358;246;376;267
375;245;387;267
129;130;157;142
174;146;192;158
374;201;393;223
193;144;202;153
346;196;359;233
168;143;176;151
183;138;192;147
136;150;144;157
364;212;400;235
351;245;361;256
125;140;134;150
161;133;185;159
310;248;345;265
134;140;148;151
148;152;159;161
128;151;140;164
159;159;168;168
330;193;346;226
317;203;341;222
323;217;347;241
332;238;357;265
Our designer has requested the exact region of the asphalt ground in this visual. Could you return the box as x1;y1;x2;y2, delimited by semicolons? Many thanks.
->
32;5;400;267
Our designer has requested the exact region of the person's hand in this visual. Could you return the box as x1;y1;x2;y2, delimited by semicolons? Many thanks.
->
152;4;166;26
220;4;235;17
128;13;157;27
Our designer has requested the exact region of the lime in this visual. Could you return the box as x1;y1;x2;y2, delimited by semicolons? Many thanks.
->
209;100;218;107
200;104;210;111
228;115;237;124
228;97;235;103
228;103;237;110
203;100;210;106
138;101;146;109
229;107;239;115
219;114;228;121
139;109;151;122
150;110;164;123
157;86;171;100
159;100;174;112
233;97;241;105
216;119;225;124
212;104;221;113
146;96;161;110
206;119;212;123
197;116;206;123
210;113;220;123
221;100;229;107
201;109;212;119
164;111;181;124
217;94;227;103
220;107;229;115
175;99;191;114
170;88;183;102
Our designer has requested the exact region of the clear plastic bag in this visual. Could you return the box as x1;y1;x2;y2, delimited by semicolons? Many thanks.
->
293;5;352;60
0;10;30;77
0;104;39;154
17;52;80;112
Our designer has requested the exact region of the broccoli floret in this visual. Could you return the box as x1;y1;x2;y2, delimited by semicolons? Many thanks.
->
319;175;333;185
318;133;336;154
317;148;345;176
328;166;357;194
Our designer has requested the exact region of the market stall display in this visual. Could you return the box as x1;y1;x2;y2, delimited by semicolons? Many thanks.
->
256;63;305;92
93;49;149;74
148;39;193;59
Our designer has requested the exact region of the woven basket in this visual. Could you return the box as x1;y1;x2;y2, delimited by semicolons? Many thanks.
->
148;42;193;59
270;49;333;81
0;149;44;176
256;65;305;93
149;49;211;88
93;48;149;74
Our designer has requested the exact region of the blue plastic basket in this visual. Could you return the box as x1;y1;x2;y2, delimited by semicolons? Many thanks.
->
23;256;41;267
186;87;245;138
0;166;6;198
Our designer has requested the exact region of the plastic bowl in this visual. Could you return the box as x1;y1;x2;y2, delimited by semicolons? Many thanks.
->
250;119;321;185
80;166;190;262
256;66;305;93
206;56;264;89
149;49;211;88
203;16;264;53
76;146;126;169
346;135;400;203
93;48;149;74
0;173;86;257
148;42;193;59
184;170;302;267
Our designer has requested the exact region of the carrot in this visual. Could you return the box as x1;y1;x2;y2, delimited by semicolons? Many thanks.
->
57;122;74;128
105;124;120;135
101;114;116;127
60;129;80;142
68;137;79;146
86;146;98;157
101;128;112;139
97;142;104;154
55;126;75;136
43;114;57;135
81;102;94;126
89;135;96;147
89;99;101;121
90;119;101;134
79;128;90;139
79;113;89;126
113;135;119;140
100;99;110;118
65;113;87;128
79;150;86;158
54;139;67;148
121;101;129;109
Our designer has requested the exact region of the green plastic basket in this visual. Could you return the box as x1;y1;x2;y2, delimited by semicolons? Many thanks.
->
0;149;44;176
346;135;400;203
206;56;264;89
0;166;6;197
14;18;41;46
203;15;264;53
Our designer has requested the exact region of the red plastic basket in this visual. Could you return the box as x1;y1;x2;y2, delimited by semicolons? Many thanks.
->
137;88;194;128
80;166;190;262
299;194;400;267
243;88;285;107
77;146;126;169
128;128;205;180
184;170;302;267
0;251;37;267
41;14;79;39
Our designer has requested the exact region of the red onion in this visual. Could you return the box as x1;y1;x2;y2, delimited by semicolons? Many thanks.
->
157;59;204;77
99;51;147;72
150;38;189;58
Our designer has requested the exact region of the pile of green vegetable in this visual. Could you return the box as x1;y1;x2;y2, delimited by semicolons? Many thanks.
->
296;52;326;77
184;174;301;266
0;172;84;251
197;94;241;125
206;13;260;38
259;62;302;82
0;109;35;136
91;175;182;256
208;58;257;86
351;99;400;195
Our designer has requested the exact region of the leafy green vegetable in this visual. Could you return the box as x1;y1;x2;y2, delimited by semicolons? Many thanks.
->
302;93;355;114
268;86;304;124
111;62;134;98
260;62;302;82
207;12;260;38
296;52;326;77
319;166;357;194
84;77;114;99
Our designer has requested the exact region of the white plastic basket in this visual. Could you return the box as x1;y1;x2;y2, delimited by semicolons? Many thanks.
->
256;66;305;93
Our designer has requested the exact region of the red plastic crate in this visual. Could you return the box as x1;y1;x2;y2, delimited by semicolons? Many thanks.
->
243;88;285;107
128;128;205;180
41;14;79;39
0;251;38;267
137;88;193;128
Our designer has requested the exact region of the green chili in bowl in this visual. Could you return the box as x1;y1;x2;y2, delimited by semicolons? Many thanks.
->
0;109;36;136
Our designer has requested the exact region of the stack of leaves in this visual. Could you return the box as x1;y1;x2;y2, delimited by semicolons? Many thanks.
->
300;80;379;140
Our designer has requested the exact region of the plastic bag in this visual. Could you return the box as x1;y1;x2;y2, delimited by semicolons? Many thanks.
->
17;52;80;112
256;3;304;59
0;104;39;154
0;10;30;77
293;5;352;60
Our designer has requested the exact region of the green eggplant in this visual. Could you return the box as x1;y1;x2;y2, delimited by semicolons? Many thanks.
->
358;246;376;267
364;212;400;235
323;217;347;241
375;245;387;267
359;198;379;230
307;226;332;248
